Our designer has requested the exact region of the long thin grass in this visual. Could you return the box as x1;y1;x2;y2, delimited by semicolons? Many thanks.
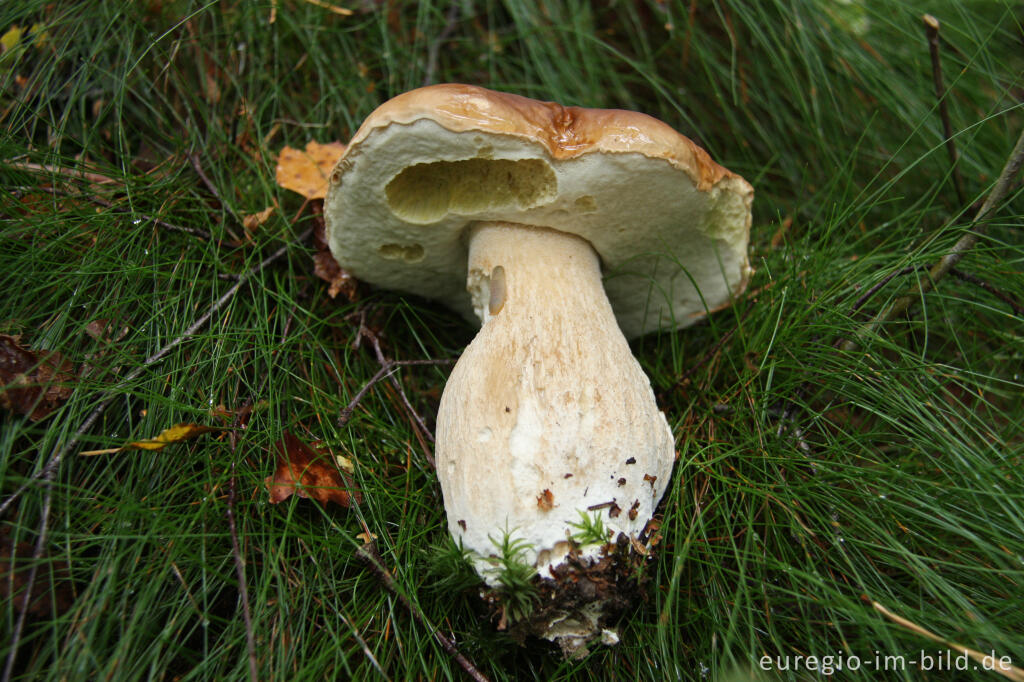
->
2;1;1022;680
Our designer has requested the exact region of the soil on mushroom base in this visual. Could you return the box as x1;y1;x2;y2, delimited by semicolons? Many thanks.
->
483;533;657;657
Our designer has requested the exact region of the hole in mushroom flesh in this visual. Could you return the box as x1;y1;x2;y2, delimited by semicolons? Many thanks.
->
384;158;557;223
377;243;425;262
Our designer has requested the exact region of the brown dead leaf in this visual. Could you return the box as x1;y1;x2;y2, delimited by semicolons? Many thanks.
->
275;141;346;199
310;207;359;300
265;432;360;507
0;532;75;620
80;423;224;456
85;318;129;343
242;205;276;233
313;250;358;299
0;334;75;421
537;489;554;511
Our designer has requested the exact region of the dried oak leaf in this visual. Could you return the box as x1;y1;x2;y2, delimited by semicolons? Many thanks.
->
313;250;358;299
80;423;224;456
265;432;360;507
310;204;358;300
0;334;75;421
275;141;346;199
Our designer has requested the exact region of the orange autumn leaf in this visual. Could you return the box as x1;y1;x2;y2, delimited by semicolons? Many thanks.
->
265;432;360;507
80;424;224;456
275;141;346;199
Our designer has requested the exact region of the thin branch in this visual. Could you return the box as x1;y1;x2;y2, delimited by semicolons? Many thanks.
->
367;332;436;443
949;268;1024;316
923;14;965;205
188;152;243;243
842;127;1024;352
422;3;460;87
356;543;490;682
27;179;213;241
83;191;214;241
871;600;1024;681
337;357;454;470
5;160;119;186
1;481;54;682
227;468;258;682
188;152;227;208
337;314;454;469
339;612;392;682
848;266;919;317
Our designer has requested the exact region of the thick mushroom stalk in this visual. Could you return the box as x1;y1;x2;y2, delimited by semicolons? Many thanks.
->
436;221;674;647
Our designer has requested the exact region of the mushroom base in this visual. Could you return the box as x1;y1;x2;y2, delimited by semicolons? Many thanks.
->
482;533;655;657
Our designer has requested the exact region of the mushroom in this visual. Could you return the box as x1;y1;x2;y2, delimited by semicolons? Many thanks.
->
324;84;753;651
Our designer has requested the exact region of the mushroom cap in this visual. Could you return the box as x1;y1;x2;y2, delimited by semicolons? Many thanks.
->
324;84;753;338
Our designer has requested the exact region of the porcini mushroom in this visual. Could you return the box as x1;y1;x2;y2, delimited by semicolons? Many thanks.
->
324;84;753;651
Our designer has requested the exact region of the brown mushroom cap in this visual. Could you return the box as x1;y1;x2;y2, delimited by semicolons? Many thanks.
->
324;83;753;338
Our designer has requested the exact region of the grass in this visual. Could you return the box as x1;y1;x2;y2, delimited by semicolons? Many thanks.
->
1;0;1022;679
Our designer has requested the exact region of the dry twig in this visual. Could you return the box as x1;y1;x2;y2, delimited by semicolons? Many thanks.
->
422;3;460;87
949;268;1024;316
871;599;1024;681
923;14;965;205
339;612;392;681
356;543;491;682
842;127;1024;352
227;468;258;682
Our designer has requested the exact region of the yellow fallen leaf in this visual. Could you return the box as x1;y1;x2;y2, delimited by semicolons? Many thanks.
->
335;453;354;473
1;26;23;53
81;424;224;456
275;141;346;199
29;23;49;48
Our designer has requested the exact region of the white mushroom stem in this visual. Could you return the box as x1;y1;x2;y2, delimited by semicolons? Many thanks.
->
436;221;675;594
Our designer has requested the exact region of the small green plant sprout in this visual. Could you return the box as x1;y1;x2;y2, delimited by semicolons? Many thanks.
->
486;531;540;624
569;510;610;548
426;535;480;595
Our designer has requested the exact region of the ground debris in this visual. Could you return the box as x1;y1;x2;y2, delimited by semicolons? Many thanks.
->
265;431;360;507
0;531;75;620
483;533;654;655
0;334;75;421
